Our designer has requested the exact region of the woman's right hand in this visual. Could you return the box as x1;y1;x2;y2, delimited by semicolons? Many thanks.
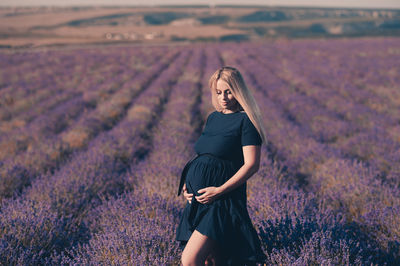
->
182;183;193;204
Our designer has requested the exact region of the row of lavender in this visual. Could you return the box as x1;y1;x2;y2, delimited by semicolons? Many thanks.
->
0;46;191;264
0;51;87;121
247;39;400;182
222;38;400;263
1;43;223;264
1;37;400;264
57;38;399;264
0;46;163;159
57;45;209;265
0;48;139;129
275;40;400;183
239;40;400;245
0;47;170;201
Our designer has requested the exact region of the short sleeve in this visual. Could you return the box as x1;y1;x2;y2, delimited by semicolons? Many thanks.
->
241;115;262;146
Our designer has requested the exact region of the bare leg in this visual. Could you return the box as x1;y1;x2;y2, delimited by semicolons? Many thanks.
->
181;230;221;266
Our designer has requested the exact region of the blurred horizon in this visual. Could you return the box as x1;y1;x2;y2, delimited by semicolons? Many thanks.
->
1;0;400;10
1;3;399;49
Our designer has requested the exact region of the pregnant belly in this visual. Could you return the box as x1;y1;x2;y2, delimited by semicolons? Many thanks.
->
185;155;236;196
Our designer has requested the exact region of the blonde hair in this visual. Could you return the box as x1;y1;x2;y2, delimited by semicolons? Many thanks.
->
208;66;267;145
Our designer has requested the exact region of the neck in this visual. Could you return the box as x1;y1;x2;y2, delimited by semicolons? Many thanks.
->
221;106;241;114
221;109;237;114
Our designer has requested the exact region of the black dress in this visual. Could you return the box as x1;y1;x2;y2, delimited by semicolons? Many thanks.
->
175;110;267;265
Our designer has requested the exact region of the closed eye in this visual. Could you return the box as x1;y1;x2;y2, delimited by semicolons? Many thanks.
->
216;90;231;95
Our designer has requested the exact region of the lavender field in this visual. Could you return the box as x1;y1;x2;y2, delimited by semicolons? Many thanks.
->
1;37;400;265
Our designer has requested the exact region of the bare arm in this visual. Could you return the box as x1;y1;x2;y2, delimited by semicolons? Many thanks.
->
218;145;261;195
195;145;261;204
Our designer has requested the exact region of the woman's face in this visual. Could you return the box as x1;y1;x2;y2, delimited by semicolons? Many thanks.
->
216;79;238;112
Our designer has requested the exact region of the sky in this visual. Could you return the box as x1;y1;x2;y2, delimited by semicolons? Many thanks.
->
0;0;399;9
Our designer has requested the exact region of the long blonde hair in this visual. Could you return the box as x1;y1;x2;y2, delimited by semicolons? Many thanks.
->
208;66;267;145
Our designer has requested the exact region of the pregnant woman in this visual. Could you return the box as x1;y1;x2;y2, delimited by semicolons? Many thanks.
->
176;66;267;265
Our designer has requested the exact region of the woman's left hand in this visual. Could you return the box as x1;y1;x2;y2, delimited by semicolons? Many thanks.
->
195;186;222;204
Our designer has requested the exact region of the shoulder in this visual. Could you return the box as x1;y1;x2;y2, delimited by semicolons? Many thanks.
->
206;111;217;117
209;111;218;119
240;112;257;129
240;112;262;145
211;110;219;116
205;111;217;124
239;111;250;122
226;111;252;129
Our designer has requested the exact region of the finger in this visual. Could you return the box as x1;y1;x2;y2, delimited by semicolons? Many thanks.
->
197;194;207;199
196;196;205;202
